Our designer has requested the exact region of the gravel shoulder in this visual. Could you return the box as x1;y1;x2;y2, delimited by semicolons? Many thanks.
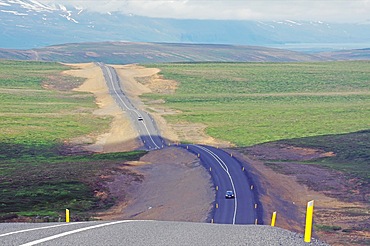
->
96;147;214;222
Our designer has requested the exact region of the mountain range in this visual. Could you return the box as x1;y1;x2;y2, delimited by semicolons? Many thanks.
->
1;0;370;51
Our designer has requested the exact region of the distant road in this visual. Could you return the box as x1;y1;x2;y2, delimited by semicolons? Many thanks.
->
98;63;164;150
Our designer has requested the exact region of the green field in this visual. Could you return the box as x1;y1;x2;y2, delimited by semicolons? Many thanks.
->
0;60;145;221
143;62;370;180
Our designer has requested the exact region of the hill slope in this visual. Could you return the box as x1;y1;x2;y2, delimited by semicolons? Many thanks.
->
0;42;323;64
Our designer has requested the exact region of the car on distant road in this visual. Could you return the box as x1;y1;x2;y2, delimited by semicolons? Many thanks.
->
138;116;143;121
225;190;235;199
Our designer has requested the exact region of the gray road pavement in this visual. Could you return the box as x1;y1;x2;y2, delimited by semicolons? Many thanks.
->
99;63;164;150
183;144;259;225
0;221;329;246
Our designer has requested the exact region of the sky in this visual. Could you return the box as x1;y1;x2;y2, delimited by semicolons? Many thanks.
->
38;0;370;23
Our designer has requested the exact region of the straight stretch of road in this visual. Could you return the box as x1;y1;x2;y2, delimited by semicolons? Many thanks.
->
97;63;260;225
98;62;164;150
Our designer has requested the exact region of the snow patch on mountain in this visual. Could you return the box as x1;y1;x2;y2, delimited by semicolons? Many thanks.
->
59;13;78;23
1;9;27;15
1;0;81;23
285;20;302;26
7;0;55;12
257;21;275;29
0;1;11;6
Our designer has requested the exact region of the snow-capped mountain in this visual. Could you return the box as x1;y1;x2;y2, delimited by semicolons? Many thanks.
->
0;0;79;22
1;0;370;50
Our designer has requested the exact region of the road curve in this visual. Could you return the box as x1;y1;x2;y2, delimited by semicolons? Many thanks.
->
98;63;260;224
183;144;259;224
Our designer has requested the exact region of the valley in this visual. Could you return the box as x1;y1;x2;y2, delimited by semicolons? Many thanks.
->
1;0;369;245
1;60;368;244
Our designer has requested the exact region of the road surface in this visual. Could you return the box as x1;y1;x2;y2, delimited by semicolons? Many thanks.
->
0;220;328;246
98;63;261;224
98;63;164;150
182;144;259;224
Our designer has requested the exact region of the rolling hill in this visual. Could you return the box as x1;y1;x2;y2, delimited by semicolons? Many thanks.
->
0;42;325;64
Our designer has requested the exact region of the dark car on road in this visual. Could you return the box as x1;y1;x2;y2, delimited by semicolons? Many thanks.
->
225;190;235;199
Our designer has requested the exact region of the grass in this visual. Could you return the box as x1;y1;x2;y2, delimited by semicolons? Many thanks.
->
0;60;146;221
0;151;145;220
314;224;342;232
142;61;370;181
277;130;370;180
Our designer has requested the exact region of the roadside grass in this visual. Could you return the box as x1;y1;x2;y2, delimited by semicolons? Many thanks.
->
142;61;370;181
314;224;342;232
0;60;145;221
0;151;145;220
277;130;370;180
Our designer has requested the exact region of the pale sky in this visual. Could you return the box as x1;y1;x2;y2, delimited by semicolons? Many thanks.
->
39;0;370;23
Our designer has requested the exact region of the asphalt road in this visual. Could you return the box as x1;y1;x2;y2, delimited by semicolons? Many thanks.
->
183;144;258;225
0;220;329;246
98;63;260;225
98;63;164;150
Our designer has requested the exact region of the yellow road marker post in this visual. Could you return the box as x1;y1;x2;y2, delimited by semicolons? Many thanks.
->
197;153;200;158
216;186;218;191
216;203;219;209
254;204;258;209
250;185;254;190
242;167;245;171
271;211;277;227
65;209;70;223
209;167;212;172
304;200;314;243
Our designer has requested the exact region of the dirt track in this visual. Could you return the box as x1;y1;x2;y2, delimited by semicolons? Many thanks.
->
66;63;369;245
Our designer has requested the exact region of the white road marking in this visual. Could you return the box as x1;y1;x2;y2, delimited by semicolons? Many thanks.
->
19;221;132;246
0;223;82;237
103;65;160;149
192;145;238;224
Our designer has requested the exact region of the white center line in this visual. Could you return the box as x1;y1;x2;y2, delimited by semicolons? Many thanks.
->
103;65;160;149
192;145;238;224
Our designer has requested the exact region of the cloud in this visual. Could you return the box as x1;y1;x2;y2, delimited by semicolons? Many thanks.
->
38;0;370;23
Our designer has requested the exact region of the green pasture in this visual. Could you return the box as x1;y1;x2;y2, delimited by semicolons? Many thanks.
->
0;60;145;220
143;62;370;179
